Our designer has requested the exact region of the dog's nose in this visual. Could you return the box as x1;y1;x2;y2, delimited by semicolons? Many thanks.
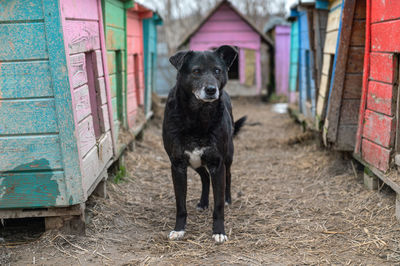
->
205;85;217;96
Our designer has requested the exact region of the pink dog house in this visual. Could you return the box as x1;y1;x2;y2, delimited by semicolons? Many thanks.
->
178;0;273;93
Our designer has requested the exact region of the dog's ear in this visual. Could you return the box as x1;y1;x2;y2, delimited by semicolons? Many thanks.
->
169;50;193;70
215;45;238;70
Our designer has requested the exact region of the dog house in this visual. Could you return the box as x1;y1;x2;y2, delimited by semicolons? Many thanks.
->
143;12;163;115
0;0;114;220
177;0;273;95
355;0;400;173
315;0;366;151
264;18;291;99
288;9;300;103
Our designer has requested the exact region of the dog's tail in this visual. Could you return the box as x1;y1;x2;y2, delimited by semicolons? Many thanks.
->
233;116;247;137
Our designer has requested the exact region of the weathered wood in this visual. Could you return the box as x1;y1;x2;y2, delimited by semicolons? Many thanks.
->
0;99;58;134
0;204;82;219
354;0;366;19
60;0;99;20
350;20;365;46
326;0;357;143
338;99;360;125
74;85;91;122
326;4;342;32
0;171;67;208
366;81;396;116
369;52;397;84
0;61;52;99
323;30;340;54
371;20;400;53
96;77;107;105
78;115;96;157
0;23;48;61
69;53;87;89
343;74;363;98
0;135;62;172
63;20;100;54
45;204;85;235
363;171;378;190
335;125;358;151
370;0;400;23
361;138;391;172
346;47;364;73
363;109;395;148
0;0;44;21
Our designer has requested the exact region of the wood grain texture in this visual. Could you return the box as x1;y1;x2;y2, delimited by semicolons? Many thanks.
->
0;0;44;21
0;23;48;61
362;138;391;172
96;77;107;105
369;52;397;83
335;125;358;151
343;74;363;98
366;81;396;116
61;0;99;20
0;171;68;209
0;61;52;99
363;109;395;148
74;85;91;122
0;99;58;134
371;0;400;23
64;20;100;54
338;99;361;125
78;115;96;157
350;20;365;46
46;0;85;204
371;20;400;52
81;131;113;198
0;135;62;172
69;53;87;89
346;47;364;73
93;50;104;77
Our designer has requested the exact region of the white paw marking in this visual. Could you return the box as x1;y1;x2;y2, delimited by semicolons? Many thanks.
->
196;205;208;212
212;234;228;243
185;147;206;169
168;230;185;240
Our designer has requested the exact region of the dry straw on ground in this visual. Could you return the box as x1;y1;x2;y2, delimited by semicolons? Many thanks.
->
3;98;400;265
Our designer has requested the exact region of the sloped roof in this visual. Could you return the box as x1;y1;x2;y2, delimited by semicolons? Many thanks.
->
177;0;274;49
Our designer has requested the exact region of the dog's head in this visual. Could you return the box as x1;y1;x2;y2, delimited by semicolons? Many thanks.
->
169;45;237;103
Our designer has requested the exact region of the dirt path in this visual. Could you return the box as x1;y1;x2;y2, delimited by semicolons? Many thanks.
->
3;98;400;265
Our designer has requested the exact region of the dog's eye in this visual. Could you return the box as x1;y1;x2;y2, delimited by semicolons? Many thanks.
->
215;68;221;74
192;69;201;75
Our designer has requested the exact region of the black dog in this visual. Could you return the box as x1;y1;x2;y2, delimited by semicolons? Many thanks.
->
162;45;246;243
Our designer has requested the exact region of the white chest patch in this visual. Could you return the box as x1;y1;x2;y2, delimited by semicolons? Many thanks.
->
185;147;206;169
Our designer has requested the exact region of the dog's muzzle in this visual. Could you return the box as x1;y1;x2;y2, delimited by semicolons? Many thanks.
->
194;86;219;102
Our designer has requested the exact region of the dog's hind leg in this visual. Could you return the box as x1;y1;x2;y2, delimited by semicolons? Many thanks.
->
195;167;210;211
225;163;232;205
168;164;187;240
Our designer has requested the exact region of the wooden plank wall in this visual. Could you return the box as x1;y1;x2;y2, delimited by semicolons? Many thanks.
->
126;9;146;129
359;0;400;171
328;0;366;150
103;0;126;148
289;20;300;103
312;8;329;91
61;0;114;196
316;0;342;127
0;0;83;208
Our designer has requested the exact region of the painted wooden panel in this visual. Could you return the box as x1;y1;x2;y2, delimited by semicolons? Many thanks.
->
371;20;400;53
64;20;100;54
0;171;68;208
0;99;58;134
96;77;107;105
362;139;391;172
288;18;299;101
323;31;339;54
326;4;342;32
338;99;360;125
366;81;395;116
104;0;124;29
69;53;87;89
363;109;395;148
60;0;99;20
101;104;111;132
0;61;52;99
0;135;62;172
93;50;104;77
81;131;113;196
199;21;254;32
0;0;43;21
106;27;125;50
74;85;91;122
78;115;96;157
0;23;48;60
371;0;400;23
274;25;291;97
369;52;397;83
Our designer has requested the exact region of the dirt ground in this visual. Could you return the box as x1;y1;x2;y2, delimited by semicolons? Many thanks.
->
3;98;400;265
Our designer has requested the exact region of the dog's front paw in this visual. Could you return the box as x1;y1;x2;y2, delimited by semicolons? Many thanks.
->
168;230;185;240
212;234;228;244
196;203;208;211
